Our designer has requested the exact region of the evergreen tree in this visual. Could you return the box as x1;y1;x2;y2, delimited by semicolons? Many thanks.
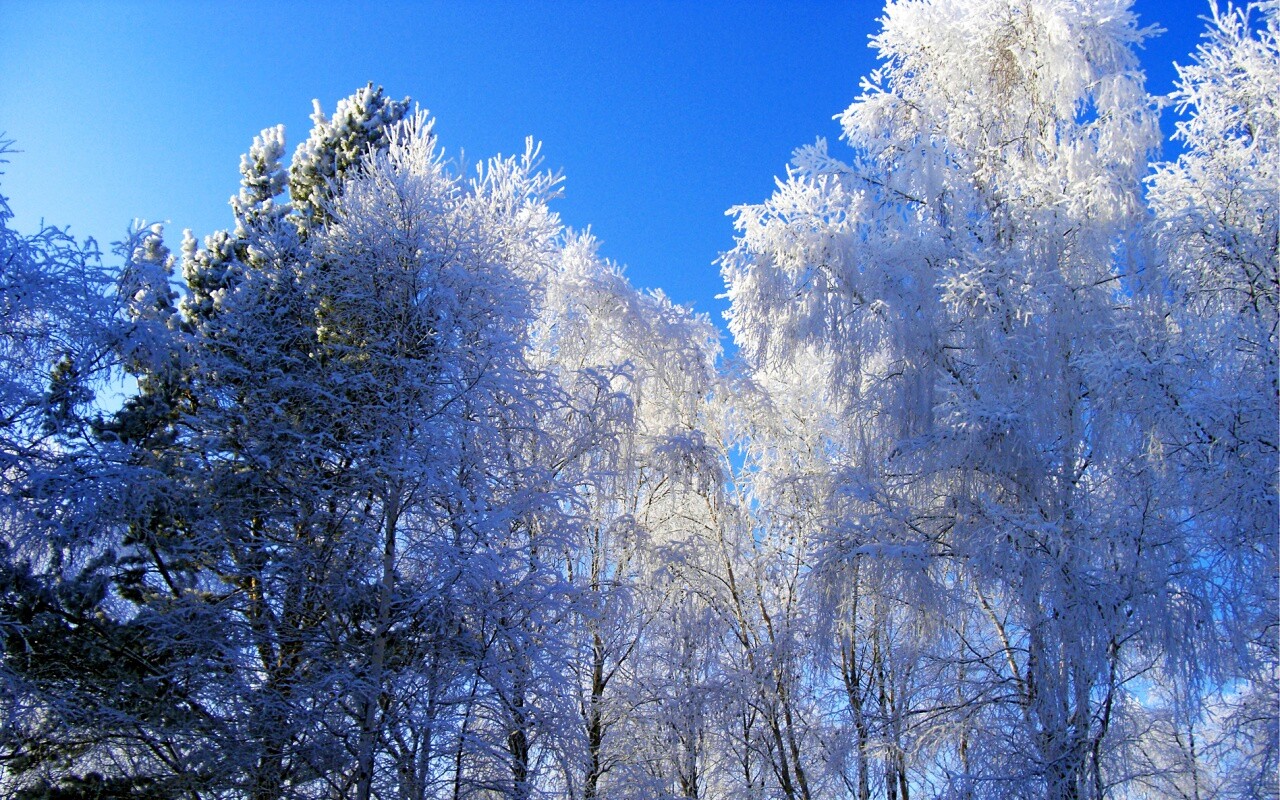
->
2;90;573;799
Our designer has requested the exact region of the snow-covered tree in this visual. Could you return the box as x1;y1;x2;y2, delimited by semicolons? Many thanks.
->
310;112;571;800
0;143;113;448
722;1;1203;797
1;90;580;800
289;84;411;233
1147;3;1279;795
0;143;160;798
4;5;1276;796
527;234;726;800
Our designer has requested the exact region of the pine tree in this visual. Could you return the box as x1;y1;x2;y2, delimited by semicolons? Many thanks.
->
0;133;188;797
2;89;575;799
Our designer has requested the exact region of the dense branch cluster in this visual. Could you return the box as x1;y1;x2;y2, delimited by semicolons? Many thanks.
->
0;2;1275;799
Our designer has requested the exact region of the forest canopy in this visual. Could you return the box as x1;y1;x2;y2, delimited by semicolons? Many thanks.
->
0;1;1276;799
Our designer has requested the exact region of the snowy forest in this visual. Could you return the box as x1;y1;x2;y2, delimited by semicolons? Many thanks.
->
1;1;1276;798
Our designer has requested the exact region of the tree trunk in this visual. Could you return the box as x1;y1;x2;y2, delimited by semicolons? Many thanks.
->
584;631;607;800
355;498;400;800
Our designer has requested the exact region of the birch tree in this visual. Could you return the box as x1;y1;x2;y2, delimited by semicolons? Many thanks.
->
528;234;725;800
1147;4;1279;796
721;1;1198;796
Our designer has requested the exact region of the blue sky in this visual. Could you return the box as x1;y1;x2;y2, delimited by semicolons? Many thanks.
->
1;0;1214;330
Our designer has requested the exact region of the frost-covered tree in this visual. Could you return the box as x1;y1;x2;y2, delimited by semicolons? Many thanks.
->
0;143;163;798
0;143;113;448
722;363;943;800
1;90;580;800
527;234;726;800
1147;3;1279;796
310;113;571;800
4;6;1276;797
722;1;1203;797
289;84;410;233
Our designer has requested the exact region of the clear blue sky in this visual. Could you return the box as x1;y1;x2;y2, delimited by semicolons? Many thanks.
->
1;0;1214;329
